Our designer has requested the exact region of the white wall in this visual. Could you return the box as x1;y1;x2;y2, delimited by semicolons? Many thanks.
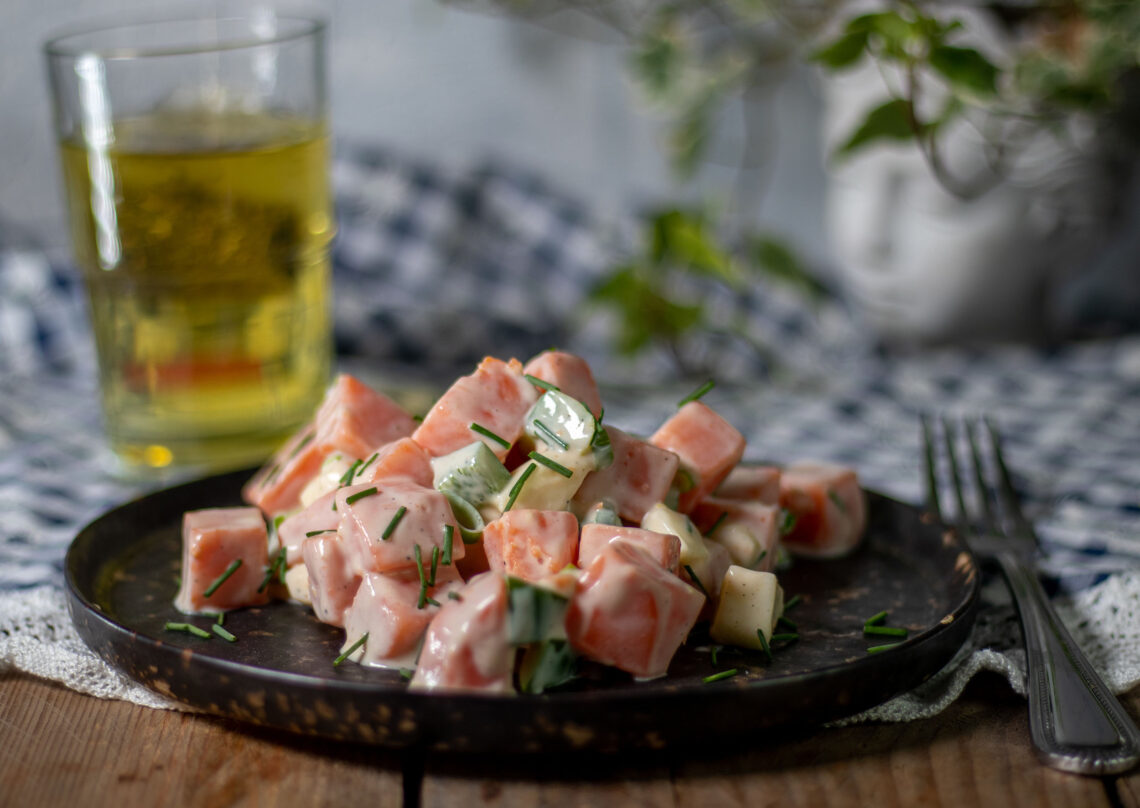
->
0;0;828;268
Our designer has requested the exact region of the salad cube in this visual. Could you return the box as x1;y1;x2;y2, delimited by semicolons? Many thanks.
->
359;437;434;488
714;465;781;505
650;402;745;513
779;462;867;559
302;533;361;627
411;572;514;693
412;356;538;461
576;524;681;574
314;374;419;460
338;481;465;575
572;427;679;523
340;572;461;669
175;507;270;614
565;540;704;679
691;497;780;572
483;509;579;583
523;350;603;418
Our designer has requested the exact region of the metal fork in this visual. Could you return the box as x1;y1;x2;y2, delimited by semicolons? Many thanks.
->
921;414;1140;775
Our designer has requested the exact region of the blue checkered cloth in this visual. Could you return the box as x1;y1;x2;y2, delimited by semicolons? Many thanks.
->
2;146;1139;600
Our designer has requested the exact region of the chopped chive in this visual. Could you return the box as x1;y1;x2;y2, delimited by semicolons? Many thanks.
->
751;549;768;566
864;625;908;638
524;374;560;392
864;610;889;627
357;451;380;477
533;419;569;451
203;559;242;598
381;505;407;541
866;642;902;654
503;463;536;512
442;524;454;565
211;624;237;642
675;469;696;493
828;489;848;514
770;633;799;643
414;545;433;609
683;564;709;598
263;462;282;484
216;612;224;626
257;561;276;593
430;546;440;587
334;633;369;666
756;629;773;661
528;450;573;478
597;407;604;423
779;509;798;536
777;615;797;632
447;591;463;601
703;668;739;684
345;486;379;506
185;624;213;640
705;511;728;537
470;422;510;449
276;547;287;585
784;594;802;611
306;529;336;537
710;645;722;666
338;459;363;486
412;414;424;423
288;430;315;459
422;594;440;608
163;621;190;632
273;514;287;531
399;667;414;680
678;379;715;407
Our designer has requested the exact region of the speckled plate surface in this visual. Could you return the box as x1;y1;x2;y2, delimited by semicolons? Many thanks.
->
65;468;979;752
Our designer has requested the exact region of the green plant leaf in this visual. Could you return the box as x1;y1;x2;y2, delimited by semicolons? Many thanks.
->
812;30;868;70
847;11;916;59
650;210;737;282
836;98;922;157
631;26;684;100
748;234;828;301
929;45;999;96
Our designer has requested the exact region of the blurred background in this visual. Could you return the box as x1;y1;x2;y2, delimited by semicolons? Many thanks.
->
5;0;1140;383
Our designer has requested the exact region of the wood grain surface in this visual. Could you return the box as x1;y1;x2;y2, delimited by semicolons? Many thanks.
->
2;671;1137;808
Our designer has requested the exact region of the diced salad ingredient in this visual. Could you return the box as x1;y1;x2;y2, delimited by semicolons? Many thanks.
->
175;351;868;694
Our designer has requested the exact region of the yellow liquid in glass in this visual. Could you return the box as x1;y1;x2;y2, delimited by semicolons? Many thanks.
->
60;110;334;473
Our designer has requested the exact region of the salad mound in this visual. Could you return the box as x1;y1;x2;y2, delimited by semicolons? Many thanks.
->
175;351;867;693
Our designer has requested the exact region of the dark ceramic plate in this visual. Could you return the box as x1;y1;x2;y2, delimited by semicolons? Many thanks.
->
66;468;979;752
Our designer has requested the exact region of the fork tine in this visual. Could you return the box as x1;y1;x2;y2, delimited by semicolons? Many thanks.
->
920;414;944;522
984;416;1039;544
964;417;1000;533
940;416;970;530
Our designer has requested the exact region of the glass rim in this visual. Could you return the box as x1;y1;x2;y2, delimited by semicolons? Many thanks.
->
43;8;326;61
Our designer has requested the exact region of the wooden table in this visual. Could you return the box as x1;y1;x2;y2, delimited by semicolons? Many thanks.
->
2;671;1137;808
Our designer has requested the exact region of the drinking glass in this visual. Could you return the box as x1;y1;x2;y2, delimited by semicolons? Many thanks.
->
45;9;334;474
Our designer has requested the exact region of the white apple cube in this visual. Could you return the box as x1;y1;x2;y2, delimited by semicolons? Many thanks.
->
710;566;785;649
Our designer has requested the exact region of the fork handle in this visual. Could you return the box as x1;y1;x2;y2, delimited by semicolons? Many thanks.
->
997;551;1140;775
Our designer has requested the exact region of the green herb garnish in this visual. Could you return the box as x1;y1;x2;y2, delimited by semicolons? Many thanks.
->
430;546;440;586
533;419;569;451
777;615;797;632
770;633;799;643
334;633;369;666
203;559;242;598
678;379;715;407
448;591;463;601
703;668;739;684
524;374;560;392
305;529;336;537
399;667;414;680
710;645;722;666
528;450;573;478
357;451;380;477
164;622;213;640
828;489;848;514
345;486;379;506
864;625;908;638
470;422;510;449
276;546;287;585
864;610;888;627
215;612;224;626
442;524;454;565
338;459;363;486
866;643;902;654
779;509;798;536
211;624;237;643
381;505;407;541
705;511;727;537
683;564;709;598
784;594;802;611
756;629;773;661
503;463;536;512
